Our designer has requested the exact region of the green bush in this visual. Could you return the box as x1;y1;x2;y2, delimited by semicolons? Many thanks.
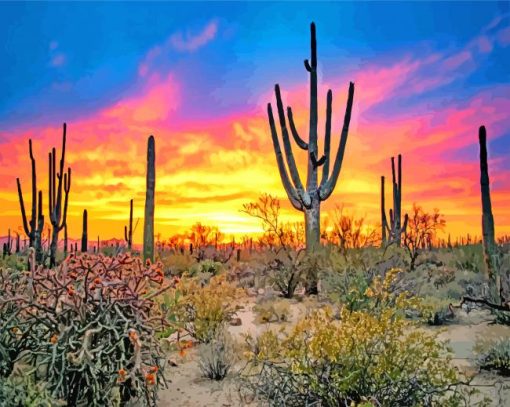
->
477;338;510;376
0;375;62;407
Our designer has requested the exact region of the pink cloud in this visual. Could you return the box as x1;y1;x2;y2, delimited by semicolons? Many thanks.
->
103;73;180;123
50;53;66;67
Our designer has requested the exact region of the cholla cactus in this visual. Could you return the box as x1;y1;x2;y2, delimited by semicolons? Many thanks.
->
1;250;174;406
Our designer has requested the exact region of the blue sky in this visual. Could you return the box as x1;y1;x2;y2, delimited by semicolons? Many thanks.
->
1;1;508;128
0;1;509;239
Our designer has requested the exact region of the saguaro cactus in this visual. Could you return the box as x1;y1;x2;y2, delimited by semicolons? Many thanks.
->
16;139;45;262
143;136;155;263
267;22;355;251
478;125;499;302
64;223;68;257
48;123;71;267
124;199;133;250
81;209;88;253
381;155;408;246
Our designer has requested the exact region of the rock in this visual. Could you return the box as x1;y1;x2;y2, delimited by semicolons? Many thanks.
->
229;317;242;326
257;288;265;296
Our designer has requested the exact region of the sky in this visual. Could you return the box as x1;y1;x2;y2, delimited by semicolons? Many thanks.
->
0;1;509;244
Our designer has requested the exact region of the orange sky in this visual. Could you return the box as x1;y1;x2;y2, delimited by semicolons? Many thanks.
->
1;12;509;244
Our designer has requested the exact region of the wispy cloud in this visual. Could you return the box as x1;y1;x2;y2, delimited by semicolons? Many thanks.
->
138;19;219;77
169;19;218;52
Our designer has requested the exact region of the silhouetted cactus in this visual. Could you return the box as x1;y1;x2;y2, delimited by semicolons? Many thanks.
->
15;232;20;253
143;136;155;263
81;209;88;253
16;139;45;263
2;230;11;258
64;223;68;257
381;155;408;246
48;123;71;267
267;22;355;252
124;199;133;250
479;125;499;302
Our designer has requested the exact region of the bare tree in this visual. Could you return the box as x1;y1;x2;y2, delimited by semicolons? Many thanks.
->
402;204;445;271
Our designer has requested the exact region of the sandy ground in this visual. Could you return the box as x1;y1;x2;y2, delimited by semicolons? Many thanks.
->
157;301;510;407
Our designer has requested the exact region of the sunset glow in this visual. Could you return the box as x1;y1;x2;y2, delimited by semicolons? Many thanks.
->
0;2;509;244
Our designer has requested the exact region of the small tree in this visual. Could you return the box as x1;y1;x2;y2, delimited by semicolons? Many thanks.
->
241;194;305;298
329;206;378;255
402;204;445;271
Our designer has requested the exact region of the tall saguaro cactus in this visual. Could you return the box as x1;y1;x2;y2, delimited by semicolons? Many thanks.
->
124;199;133;250
381;155;408;246
143;136;155;263
478;126;499;302
48;123;72;267
81;209;88;253
267;22;355;251
16;139;45;263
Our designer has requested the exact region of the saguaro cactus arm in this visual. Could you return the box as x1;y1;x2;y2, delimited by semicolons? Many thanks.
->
60;168;71;231
274;85;311;207
16;178;31;237
320;90;333;186
29;140;37;231
319;81;355;201
286;107;308;150
267;104;304;211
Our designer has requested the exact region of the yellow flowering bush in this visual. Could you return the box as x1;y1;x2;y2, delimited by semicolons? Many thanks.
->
241;270;467;406
172;274;243;342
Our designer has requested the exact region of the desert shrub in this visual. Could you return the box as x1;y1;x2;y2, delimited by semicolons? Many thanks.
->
189;259;223;276
172;274;242;343
253;299;291;324
321;266;371;311
0;375;61;407
451;245;484;273
0;254;27;271
420;296;456;326
493;310;510;326
477;338;510;376
0;251;171;406
241;271;466;406
264;252;305;299
159;252;196;276
198;328;237;380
